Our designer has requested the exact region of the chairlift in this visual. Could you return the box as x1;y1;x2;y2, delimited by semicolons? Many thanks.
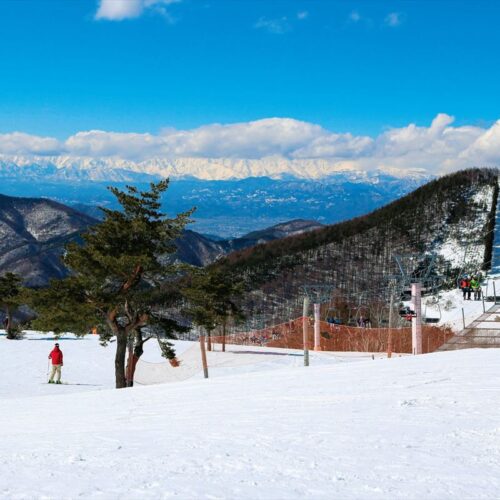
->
423;299;441;324
353;307;371;328
347;292;369;327
399;306;415;322
325;307;342;325
324;294;342;325
399;306;414;315
456;245;484;288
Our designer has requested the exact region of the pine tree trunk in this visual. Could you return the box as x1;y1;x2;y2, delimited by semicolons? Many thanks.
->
5;307;15;340
115;329;127;389
207;330;212;351
125;337;134;387
126;333;144;387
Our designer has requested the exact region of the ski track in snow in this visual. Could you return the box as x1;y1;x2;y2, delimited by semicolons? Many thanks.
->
1;329;500;498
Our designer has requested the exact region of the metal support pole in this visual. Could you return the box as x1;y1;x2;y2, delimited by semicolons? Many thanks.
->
494;281;497;305
411;283;422;355
303;296;309;366
199;335;209;379
462;308;466;330
313;303;321;351
387;290;394;358
482;294;486;313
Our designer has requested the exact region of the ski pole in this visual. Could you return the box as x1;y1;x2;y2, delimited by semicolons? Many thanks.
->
47;359;50;382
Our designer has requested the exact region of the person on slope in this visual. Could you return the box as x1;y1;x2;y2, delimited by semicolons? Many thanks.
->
459;276;467;299
461;276;471;300
470;276;481;301
48;343;63;384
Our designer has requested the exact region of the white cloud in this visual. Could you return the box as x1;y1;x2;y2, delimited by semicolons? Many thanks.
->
460;120;500;163
65;130;163;158
62;119;324;160
161;118;324;158
366;114;490;174
254;17;291;35
384;12;404;27
297;11;308;20
0;132;62;156
349;11;361;23
95;0;180;21
2;115;500;176
95;0;143;20
292;133;374;159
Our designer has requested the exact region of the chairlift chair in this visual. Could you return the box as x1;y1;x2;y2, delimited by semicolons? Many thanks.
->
399;306;415;322
346;292;368;326
325;307;342;325
354;305;371;328
423;300;441;324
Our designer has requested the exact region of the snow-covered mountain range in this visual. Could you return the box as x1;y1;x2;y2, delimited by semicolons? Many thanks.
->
0;155;428;182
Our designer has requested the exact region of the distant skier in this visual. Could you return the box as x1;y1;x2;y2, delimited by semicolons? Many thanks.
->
460;276;471;300
470;277;481;301
48;343;63;384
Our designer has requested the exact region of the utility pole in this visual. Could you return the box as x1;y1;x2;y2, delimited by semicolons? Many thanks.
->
411;282;423;355
314;303;321;351
300;285;334;366
393;253;441;356
387;287;394;358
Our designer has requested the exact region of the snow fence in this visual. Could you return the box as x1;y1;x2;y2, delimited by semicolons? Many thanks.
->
134;318;453;385
134;343;278;385
208;318;453;354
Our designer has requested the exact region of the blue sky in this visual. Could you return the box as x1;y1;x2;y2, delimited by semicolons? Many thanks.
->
0;0;499;139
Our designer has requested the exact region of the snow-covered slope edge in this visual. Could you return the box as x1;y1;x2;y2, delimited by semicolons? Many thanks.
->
1;348;499;499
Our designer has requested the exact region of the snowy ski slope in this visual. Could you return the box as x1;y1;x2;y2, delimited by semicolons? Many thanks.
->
1;331;500;499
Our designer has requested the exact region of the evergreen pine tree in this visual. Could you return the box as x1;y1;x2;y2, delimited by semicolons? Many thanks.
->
30;180;194;388
183;267;244;351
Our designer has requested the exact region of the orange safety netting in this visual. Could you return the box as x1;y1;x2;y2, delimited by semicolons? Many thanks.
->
208;317;454;354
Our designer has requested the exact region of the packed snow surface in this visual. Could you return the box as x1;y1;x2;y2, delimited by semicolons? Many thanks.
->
1;331;500;499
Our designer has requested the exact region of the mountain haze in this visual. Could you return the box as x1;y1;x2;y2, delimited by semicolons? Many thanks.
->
178;220;324;267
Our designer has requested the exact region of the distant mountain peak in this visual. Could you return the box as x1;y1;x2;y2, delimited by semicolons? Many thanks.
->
242;219;323;241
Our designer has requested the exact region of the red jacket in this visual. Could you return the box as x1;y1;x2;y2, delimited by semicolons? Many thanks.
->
49;347;63;365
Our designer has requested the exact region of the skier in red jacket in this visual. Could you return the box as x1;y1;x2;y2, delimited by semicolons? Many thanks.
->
48;343;64;384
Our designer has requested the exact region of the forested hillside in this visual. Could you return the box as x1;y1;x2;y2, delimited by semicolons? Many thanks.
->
218;169;499;329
